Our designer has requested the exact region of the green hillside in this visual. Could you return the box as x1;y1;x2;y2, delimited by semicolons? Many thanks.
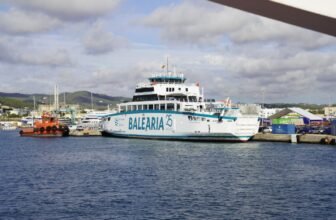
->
0;91;130;109
0;97;33;108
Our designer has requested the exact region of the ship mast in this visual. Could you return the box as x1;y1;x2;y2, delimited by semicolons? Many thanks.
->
91;92;93;111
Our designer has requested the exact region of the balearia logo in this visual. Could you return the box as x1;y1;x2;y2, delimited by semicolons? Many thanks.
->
129;117;164;130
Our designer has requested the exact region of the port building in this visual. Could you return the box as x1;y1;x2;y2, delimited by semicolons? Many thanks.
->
324;107;336;117
269;107;323;125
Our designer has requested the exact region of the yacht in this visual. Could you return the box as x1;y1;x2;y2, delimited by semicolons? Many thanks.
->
77;111;116;131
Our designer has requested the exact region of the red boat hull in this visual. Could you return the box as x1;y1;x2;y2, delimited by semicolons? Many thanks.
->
20;127;69;137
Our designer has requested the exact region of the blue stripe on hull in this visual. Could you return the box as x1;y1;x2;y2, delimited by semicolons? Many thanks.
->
101;131;251;142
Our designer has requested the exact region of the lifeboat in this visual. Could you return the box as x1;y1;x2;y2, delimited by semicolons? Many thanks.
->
19;112;69;137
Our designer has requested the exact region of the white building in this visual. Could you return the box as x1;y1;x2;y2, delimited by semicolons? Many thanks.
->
259;108;283;119
324;107;336;117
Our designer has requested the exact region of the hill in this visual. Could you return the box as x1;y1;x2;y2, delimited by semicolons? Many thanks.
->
0;91;130;109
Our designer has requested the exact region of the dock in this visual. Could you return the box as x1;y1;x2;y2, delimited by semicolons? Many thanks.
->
69;129;102;136
252;133;336;145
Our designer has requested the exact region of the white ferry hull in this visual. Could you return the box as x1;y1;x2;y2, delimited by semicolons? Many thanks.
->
102;111;259;142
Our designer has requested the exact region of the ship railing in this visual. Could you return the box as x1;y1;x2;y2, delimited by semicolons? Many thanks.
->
136;82;152;88
151;72;184;79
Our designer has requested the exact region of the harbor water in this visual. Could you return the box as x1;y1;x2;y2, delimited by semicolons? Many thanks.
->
1;131;336;219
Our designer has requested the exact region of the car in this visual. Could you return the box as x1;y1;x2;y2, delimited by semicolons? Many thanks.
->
297;126;331;134
261;126;272;133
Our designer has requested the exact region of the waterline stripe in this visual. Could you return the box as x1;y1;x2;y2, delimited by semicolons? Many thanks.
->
103;132;251;139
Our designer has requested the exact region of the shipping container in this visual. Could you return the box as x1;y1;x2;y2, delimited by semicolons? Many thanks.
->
331;123;336;136
272;124;296;134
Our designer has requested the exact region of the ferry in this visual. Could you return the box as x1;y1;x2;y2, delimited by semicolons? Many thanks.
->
101;72;259;142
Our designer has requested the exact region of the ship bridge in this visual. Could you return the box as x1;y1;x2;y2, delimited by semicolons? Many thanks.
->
149;73;186;84
133;73;202;102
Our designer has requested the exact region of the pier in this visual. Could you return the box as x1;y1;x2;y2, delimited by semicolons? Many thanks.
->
252;133;336;145
69;129;102;137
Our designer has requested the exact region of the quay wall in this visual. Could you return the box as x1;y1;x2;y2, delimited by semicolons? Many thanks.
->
252;133;336;145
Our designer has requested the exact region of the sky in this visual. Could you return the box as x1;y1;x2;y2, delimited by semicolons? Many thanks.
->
0;0;335;104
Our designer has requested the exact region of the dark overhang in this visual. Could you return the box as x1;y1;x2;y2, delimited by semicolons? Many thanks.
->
209;0;336;37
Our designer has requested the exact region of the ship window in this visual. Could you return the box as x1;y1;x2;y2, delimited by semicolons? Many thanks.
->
178;88;181;91
149;104;154;110
172;88;175;92
186;88;189;92
137;105;142;110
143;105;148;110
135;87;154;93
154;104;159;110
133;95;158;101
160;104;165;110
167;103;174;110
132;105;137;111
108;117;111;121
177;104;180;111
166;88;169;92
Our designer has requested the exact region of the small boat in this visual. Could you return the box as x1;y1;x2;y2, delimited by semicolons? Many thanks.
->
0;122;17;131
19;112;69;137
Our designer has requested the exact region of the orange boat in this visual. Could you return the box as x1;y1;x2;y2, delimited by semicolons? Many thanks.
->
20;112;69;137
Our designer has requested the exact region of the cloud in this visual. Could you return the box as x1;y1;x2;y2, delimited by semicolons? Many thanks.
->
83;21;128;55
0;37;72;66
5;0;121;21
141;1;246;46
201;48;336;102
141;0;336;49
0;8;61;35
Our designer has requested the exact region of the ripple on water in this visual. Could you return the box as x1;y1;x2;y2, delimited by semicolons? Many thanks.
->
1;131;336;219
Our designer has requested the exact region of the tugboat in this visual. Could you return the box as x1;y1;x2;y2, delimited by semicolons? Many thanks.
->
19;112;69;137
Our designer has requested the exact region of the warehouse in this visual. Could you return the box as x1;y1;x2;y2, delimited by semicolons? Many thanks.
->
269;108;323;125
269;108;323;134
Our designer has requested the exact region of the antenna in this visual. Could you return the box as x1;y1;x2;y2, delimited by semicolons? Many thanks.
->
166;56;169;74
